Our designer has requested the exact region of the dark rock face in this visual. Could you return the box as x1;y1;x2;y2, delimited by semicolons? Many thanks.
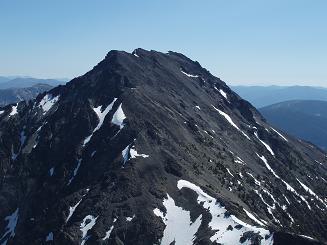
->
0;49;326;245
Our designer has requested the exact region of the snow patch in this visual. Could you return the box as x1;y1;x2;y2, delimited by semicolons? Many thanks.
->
315;160;323;166
0;208;19;245
126;215;135;222
243;209;266;226
130;147;149;159
153;194;202;245
122;144;149;165
66;199;83;222
133;51;139;57
11;145;17;161
299;235;315;240
11;130;27;161
254;132;275;156
283;195;291;205
256;153;311;210
256;154;278;178
254;190;280;224
49;167;54;176
270;127;288;142
83;98;117;146
102;218;117;240
212;105;250;140
219;89;228;100
226;168;234;177
80;215;98;245
247;172;261;186
19;130;26;147
180;69;199;78
203;130;214;139
297;179;327;209
9;104;18;117
122;145;130;166
38;94;59;114
177;180;273;244
235;156;246;165
111;103;126;130
68;159;82;185
45;232;53;242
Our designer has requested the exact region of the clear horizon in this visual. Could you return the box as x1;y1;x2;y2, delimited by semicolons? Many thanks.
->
1;1;326;87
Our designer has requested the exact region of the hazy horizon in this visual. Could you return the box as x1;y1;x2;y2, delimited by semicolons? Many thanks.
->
1;73;326;88
1;1;327;87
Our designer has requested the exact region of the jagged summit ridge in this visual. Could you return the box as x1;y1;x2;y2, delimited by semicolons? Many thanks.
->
0;49;326;244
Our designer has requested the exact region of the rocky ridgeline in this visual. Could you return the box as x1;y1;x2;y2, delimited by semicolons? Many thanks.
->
0;49;326;244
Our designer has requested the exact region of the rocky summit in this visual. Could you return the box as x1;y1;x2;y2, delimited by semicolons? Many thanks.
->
0;49;326;245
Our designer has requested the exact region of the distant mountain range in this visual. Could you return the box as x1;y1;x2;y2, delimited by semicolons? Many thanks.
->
231;85;327;108
0;76;66;106
231;85;327;150
260;100;327;150
0;84;53;106
0;77;11;84
0;76;65;89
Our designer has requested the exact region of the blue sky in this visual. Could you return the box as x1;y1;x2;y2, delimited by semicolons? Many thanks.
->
0;0;326;86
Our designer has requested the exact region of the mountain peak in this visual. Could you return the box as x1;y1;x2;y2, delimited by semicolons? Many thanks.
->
0;50;326;244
